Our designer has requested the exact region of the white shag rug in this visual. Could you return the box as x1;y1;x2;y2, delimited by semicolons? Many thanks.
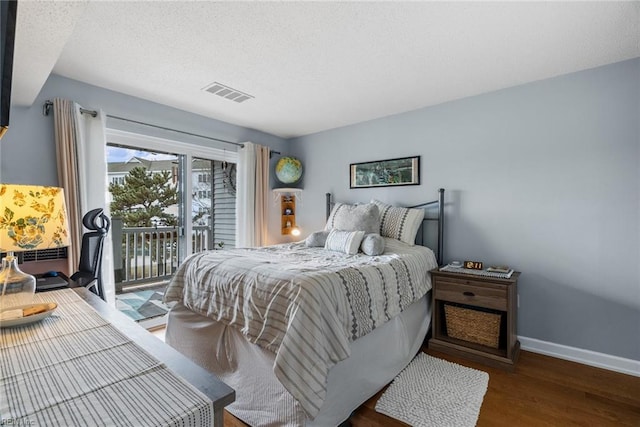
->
375;353;489;427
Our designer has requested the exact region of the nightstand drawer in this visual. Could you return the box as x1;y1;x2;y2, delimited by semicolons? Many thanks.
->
434;280;507;311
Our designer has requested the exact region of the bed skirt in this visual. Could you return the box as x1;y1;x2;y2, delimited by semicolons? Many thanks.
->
166;293;432;426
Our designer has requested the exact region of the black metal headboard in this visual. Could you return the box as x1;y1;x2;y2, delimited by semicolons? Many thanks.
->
325;188;445;265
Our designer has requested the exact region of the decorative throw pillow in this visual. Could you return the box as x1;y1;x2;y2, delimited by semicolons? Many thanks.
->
325;202;380;234
305;230;329;247
371;199;424;245
324;229;365;255
360;233;385;256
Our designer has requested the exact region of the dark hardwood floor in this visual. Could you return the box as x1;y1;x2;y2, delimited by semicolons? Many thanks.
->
225;348;640;427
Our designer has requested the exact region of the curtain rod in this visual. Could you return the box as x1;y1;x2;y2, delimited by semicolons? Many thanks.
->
42;100;281;155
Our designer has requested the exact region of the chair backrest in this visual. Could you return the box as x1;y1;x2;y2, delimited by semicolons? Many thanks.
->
76;209;110;299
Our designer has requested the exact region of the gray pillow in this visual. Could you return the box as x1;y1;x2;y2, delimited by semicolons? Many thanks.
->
324;229;365;255
305;230;329;247
325;202;380;234
360;233;385;256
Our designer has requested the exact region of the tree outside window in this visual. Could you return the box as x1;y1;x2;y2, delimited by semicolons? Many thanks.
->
109;166;178;227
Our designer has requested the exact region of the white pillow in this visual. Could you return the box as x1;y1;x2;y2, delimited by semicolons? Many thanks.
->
324;229;365;255
305;230;329;247
360;233;385;256
371;199;424;245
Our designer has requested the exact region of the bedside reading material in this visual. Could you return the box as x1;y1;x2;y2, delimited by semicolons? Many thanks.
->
440;264;514;279
487;265;511;273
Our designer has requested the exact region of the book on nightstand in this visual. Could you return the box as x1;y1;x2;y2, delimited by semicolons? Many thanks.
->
486;266;511;273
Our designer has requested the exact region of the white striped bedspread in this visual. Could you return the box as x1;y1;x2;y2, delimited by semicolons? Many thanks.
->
164;238;437;419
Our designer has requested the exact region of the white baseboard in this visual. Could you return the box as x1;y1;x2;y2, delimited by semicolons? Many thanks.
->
519;336;640;378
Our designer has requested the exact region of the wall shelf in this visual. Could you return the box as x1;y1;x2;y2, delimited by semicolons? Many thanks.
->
272;188;303;205
280;194;297;235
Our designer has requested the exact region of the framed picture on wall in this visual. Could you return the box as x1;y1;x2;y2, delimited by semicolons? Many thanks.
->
350;156;420;189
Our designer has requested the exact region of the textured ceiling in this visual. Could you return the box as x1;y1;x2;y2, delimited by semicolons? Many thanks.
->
13;1;640;139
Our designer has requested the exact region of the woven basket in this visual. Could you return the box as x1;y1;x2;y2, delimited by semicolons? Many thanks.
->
444;304;501;348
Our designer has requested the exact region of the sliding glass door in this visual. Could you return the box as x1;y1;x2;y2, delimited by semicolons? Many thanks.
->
107;145;182;327
105;132;237;328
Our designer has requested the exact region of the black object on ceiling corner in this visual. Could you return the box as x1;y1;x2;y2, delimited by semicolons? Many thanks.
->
0;0;17;140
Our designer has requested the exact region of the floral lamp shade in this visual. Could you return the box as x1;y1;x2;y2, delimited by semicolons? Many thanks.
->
0;184;70;252
0;185;70;309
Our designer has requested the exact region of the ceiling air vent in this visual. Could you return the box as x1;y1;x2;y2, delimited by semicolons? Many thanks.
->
202;82;254;103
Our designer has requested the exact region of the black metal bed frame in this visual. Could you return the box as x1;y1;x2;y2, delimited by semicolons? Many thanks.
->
325;188;445;265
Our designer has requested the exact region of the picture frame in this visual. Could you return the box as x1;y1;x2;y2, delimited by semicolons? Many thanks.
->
350;156;420;189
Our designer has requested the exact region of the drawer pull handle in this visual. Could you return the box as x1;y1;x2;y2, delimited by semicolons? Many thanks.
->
463;291;475;297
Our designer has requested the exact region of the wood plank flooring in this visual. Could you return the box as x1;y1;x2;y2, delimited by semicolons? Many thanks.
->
225;348;640;427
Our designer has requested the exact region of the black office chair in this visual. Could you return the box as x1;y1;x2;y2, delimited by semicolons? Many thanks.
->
70;208;111;300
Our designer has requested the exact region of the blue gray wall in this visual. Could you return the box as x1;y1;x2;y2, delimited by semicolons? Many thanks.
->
290;59;640;361
2;61;638;361
0;74;290;243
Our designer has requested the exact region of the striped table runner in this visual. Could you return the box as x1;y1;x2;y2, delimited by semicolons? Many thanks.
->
0;289;214;426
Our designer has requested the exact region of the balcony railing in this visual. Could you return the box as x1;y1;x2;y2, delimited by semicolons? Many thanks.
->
112;222;212;292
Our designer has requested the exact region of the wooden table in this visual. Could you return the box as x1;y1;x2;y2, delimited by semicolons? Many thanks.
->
1;287;235;426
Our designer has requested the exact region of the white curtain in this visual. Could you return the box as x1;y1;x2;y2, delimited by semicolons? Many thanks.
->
74;104;116;305
236;142;270;247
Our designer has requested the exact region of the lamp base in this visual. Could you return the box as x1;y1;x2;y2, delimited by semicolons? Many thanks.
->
0;253;36;310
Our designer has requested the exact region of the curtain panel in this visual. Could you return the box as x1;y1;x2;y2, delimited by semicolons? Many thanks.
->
236;142;270;247
53;99;82;273
53;99;115;304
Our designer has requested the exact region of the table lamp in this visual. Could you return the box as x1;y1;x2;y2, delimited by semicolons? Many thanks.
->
0;184;70;309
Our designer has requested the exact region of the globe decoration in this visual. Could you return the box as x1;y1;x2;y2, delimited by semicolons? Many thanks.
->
275;156;303;185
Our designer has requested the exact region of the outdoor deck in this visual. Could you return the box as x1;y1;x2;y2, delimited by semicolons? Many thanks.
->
113;223;213;327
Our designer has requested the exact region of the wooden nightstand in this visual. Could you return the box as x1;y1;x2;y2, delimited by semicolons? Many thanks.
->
429;268;521;371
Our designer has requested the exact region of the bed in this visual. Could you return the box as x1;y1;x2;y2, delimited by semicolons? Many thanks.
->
164;189;445;426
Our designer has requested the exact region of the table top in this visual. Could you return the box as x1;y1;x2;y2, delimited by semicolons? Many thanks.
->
0;288;235;426
73;287;235;407
430;266;521;284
